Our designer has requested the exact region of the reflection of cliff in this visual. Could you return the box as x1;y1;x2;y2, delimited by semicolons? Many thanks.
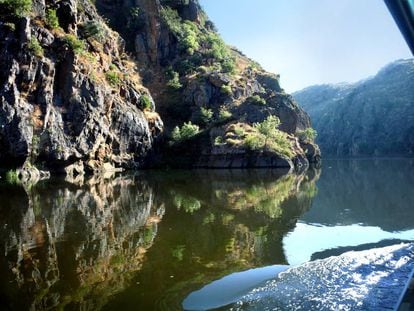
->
302;159;414;231
0;169;320;310
104;169;320;310
0;176;164;310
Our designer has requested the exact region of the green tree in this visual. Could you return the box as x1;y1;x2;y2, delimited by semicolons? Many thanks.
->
140;95;152;110
297;128;317;142
180;121;200;140
248;95;266;105
181;22;199;55
221;84;232;96
166;70;182;89
1;0;32;18
45;9;59;28
171;122;200;143
200;107;213;124
244;116;293;158
82;21;105;42
254;115;281;147
218;106;232;121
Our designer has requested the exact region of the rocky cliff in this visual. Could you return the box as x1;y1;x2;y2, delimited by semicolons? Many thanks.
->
0;0;163;174
95;0;320;169
294;59;414;157
0;0;319;175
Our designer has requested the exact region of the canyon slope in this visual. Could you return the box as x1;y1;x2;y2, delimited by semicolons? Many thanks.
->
294;59;414;157
0;0;319;175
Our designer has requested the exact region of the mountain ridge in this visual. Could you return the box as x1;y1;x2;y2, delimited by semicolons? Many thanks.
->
294;58;414;157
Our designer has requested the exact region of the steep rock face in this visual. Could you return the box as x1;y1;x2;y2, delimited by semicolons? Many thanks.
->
1;0;320;172
95;0;320;168
0;0;163;172
294;59;414;157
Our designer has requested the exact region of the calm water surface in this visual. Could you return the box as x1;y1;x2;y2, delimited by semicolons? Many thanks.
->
0;159;413;310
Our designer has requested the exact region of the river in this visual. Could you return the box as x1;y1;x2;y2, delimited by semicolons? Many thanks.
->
0;159;413;310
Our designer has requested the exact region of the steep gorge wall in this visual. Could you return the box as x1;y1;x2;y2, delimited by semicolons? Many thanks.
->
95;0;320;168
0;0;163;172
0;0;320;173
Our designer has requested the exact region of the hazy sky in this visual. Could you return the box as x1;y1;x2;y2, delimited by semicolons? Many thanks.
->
199;0;412;92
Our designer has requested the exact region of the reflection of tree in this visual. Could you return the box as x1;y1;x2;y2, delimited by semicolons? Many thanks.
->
0;176;164;310
0;168;320;310
220;174;298;218
172;192;201;214
119;169;320;310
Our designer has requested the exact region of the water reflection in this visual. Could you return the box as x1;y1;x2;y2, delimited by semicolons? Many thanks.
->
284;159;414;265
0;176;164;310
0;169;319;310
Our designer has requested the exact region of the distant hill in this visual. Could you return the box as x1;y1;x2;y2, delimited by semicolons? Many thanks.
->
294;59;414;157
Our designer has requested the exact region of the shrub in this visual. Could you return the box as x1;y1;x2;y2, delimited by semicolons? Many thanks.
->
204;32;228;60
175;54;202;75
297;128;317;142
82;21;105;42
45;8;59;28
248;95;266;105
205;20;217;32
171;122;200;143
218;106;232;121
1;0;32;18
255;115;281;138
175;59;194;75
220;84;232;96
221;57;236;74
198;66;209;74
166;70;182;89
105;70;121;87
28;37;43;57
180;121;200;140
160;7;182;35
200;107;213;125
140;94;152;110
243;116;294;158
180;21;199;55
244;134;265;151
160;8;200;55
64;34;85;54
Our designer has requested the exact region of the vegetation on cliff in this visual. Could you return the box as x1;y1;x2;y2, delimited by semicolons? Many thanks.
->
0;0;320;176
0;0;163;176
294;59;414;157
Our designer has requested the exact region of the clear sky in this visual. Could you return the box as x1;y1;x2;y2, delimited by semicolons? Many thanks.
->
199;0;412;92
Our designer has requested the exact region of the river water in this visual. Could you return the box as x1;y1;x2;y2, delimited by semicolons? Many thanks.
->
0;159;413;310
